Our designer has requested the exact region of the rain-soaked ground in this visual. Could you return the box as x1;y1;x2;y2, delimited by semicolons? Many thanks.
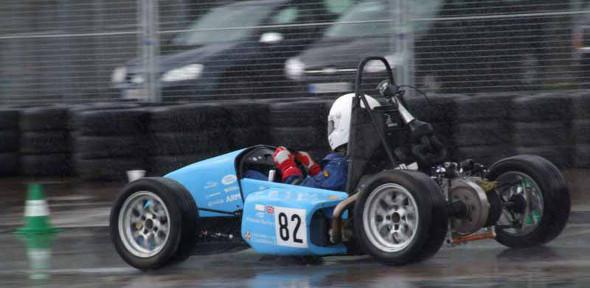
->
1;174;590;288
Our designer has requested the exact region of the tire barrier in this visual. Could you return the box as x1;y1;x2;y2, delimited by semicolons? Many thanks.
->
269;99;333;159
0;91;585;180
572;91;590;167
71;108;149;181
452;93;516;165
19;106;72;177
511;93;573;168
406;93;465;160
0;109;20;176
147;104;231;176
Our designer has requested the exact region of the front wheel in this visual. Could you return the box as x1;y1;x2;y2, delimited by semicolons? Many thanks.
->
354;170;448;265
487;154;570;248
110;177;198;270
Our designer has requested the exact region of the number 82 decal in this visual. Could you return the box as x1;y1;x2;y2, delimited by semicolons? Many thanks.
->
274;207;307;248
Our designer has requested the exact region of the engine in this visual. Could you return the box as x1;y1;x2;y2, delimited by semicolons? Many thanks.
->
433;162;503;237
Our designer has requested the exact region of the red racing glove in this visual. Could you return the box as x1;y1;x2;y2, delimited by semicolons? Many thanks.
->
295;151;321;176
272;146;302;182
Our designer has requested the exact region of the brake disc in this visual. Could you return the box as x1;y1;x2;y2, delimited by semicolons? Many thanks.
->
449;178;490;235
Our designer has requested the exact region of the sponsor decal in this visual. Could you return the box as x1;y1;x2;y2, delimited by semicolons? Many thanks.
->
206;191;221;198
225;194;241;202
328;195;341;200
221;174;237;185
204;181;217;189
255;204;265;212
244;231;252;241
265;206;274;214
207;199;224;207
224;186;239;193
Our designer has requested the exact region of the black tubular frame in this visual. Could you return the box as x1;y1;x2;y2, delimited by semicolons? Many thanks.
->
352;56;398;169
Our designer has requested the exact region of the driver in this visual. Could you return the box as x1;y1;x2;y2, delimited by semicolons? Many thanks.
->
270;94;380;191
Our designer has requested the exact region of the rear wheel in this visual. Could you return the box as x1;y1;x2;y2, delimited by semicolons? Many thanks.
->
487;155;570;248
354;170;448;265
110;177;197;270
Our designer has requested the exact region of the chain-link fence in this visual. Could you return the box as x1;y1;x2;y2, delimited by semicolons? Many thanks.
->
0;0;589;104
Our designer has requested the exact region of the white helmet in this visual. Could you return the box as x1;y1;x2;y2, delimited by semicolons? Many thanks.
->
327;93;380;151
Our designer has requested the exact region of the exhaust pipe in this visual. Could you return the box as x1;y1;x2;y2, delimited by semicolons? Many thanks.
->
330;193;358;244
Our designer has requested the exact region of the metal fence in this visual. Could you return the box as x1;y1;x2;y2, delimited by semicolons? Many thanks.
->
0;0;588;104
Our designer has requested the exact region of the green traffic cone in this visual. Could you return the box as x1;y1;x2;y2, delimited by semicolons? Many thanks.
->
16;184;58;235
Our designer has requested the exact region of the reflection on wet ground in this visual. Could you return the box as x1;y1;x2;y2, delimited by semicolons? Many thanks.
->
1;176;590;287
1;224;590;287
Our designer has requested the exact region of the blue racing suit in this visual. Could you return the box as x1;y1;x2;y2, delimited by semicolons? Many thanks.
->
244;152;348;191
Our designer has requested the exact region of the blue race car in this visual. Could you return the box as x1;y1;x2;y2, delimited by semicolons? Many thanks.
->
110;57;570;270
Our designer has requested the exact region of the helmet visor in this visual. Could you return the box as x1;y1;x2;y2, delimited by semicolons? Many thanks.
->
327;119;335;136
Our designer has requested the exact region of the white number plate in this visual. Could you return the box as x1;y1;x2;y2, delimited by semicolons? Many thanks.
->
274;207;307;248
308;82;351;94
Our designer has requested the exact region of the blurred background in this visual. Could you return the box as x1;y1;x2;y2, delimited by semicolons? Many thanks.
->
1;0;590;180
0;0;588;103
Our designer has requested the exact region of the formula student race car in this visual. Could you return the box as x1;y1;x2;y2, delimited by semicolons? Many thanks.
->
110;57;571;270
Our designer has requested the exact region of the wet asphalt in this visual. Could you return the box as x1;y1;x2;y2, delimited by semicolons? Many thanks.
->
1;176;590;288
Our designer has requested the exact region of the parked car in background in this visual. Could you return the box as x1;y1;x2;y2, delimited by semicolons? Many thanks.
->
285;0;440;97
111;0;353;101
287;0;561;96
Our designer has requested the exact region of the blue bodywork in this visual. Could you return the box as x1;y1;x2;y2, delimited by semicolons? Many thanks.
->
164;148;350;256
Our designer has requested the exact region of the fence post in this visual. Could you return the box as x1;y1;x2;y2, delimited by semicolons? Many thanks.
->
138;0;161;102
392;0;414;94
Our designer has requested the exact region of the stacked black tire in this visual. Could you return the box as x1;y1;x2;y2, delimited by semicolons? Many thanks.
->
511;93;572;168
71;107;149;181
571;92;590;167
148;104;231;176
452;93;515;165
406;94;464;160
19;106;72;177
0;109;20;176
225;102;270;149
269;99;333;159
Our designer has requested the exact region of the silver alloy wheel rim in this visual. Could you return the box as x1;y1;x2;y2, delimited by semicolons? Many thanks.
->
496;171;544;236
363;183;419;253
118;191;171;258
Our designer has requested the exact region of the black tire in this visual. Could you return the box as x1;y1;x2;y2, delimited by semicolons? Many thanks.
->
270;127;326;150
454;145;515;166
453;122;511;146
514;146;571;169
149;130;229;156
0;153;19;176
20;106;69;131
71;108;149;136
149;104;227;132
224;102;269;128
572;119;590;143
571;92;590;119
74;136;145;159
513;122;570;147
455;93;515;121
230;126;270;149
269;101;326;127
405;93;465;123
148;153;215;176
20;131;70;154
74;157;145;181
510;94;572;122
0;130;19;152
110;177;198;270
0;109;19;129
20;154;72;177
353;170;447;265
487;154;570;248
574;145;590;168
